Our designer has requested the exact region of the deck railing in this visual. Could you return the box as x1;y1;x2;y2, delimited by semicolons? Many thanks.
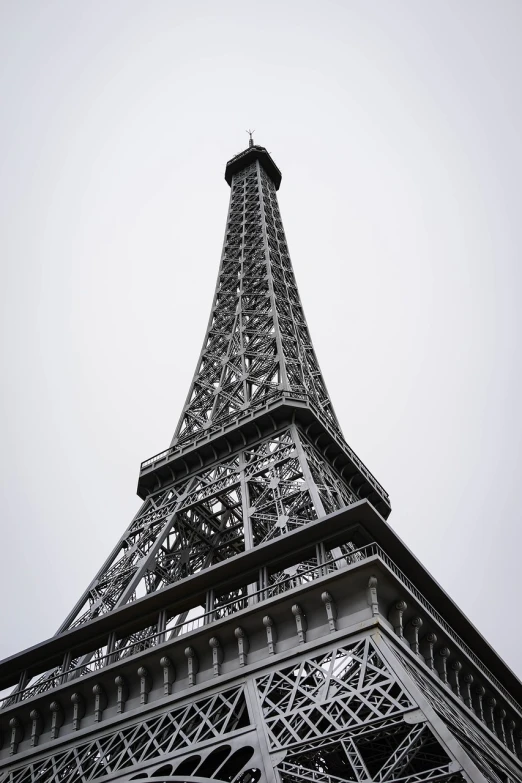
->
1;541;519;720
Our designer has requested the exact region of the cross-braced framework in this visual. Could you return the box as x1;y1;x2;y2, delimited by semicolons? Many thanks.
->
1;140;521;783
173;159;340;447
59;425;358;631
255;638;468;783
256;639;414;748
392;650;522;783
0;687;250;783
0;635;487;783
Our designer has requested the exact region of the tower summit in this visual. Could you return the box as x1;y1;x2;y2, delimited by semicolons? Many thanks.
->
1;140;521;783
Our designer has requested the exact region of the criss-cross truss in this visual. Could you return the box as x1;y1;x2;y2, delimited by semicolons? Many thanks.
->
3;687;250;783
256;639;471;783
59;426;358;630
173;153;340;447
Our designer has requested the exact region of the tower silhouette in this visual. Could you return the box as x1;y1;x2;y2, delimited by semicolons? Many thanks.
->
1;140;521;783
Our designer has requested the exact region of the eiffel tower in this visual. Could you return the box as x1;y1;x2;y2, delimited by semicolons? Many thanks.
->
1;137;521;783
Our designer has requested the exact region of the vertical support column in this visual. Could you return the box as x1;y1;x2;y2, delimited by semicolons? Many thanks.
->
257;160;289;393
258;566;268;602
15;671;28;702
291;424;327;519
157;610;167;644
244;678;279;783
239;447;261;606
60;651;71;685
239;448;254;551
316;541;328;573
107;631;117;664
205;590;215;622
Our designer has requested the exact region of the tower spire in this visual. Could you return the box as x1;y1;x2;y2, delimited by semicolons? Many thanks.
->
246;128;255;147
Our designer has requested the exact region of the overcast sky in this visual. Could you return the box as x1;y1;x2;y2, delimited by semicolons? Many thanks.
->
1;1;521;680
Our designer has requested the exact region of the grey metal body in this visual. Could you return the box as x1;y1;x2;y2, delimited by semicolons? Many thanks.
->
0;141;520;783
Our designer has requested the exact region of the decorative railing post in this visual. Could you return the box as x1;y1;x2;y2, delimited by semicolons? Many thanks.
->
115;675;128;714
450;660;462;698
185;646;198;686
507;720;516;754
367;576;379;617
137;666;152;705
321;591;337;632
292;604;307;644
486;697;497;734
234;627;249;666
29;709;42;747
515;727;522;760
50;701;64;740
497;708;507;745
93;683;107;722
71;692;85;730
437;647;451;685
9;717;23;755
474;685;486;723
388;600;407;639
209;637;223;677
405;616;423;656
420;632;437;670
263;616;277;654
463;673;474;711
160;656;175;694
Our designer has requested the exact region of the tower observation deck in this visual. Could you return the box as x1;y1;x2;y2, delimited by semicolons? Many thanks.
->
0;140;521;783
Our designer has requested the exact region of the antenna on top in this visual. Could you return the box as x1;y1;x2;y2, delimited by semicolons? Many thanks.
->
246;129;255;147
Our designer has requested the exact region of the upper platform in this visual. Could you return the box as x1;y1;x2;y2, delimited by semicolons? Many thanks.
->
225;144;282;190
138;392;391;517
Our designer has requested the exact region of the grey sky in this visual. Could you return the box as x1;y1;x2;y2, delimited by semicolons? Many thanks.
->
1;0;521;680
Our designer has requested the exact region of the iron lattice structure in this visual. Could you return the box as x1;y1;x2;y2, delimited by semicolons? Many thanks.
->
1;140;521;783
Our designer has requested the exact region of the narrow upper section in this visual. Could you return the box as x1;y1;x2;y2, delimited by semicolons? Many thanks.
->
172;151;341;448
225;144;282;190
